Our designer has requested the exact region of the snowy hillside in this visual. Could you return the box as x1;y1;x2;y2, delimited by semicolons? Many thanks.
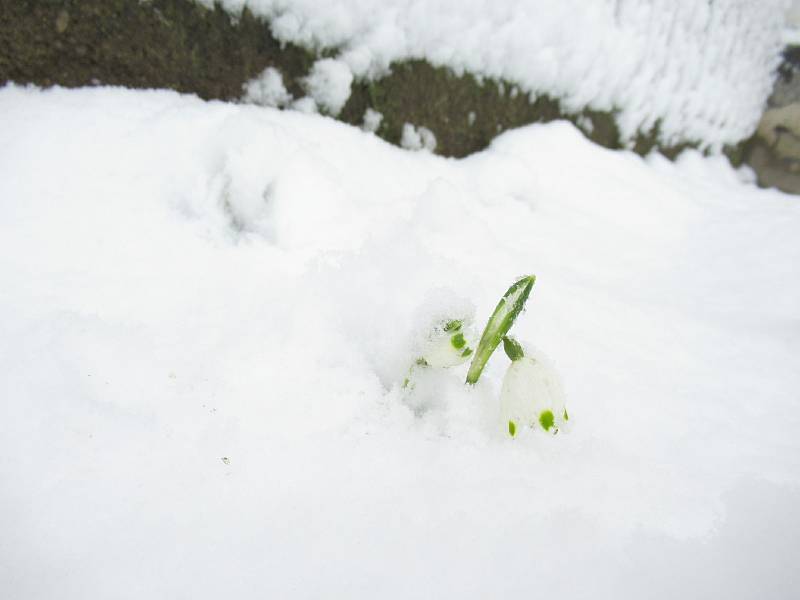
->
1;85;798;598
210;0;789;149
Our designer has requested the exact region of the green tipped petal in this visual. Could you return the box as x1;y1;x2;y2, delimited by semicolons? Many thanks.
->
539;409;555;431
508;420;517;437
450;332;466;349
466;276;535;385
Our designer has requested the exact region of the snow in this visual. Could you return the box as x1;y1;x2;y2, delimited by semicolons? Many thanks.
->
400;122;437;152
784;0;800;44
361;107;383;133
209;0;789;150
1;84;799;599
242;66;292;108
289;94;317;114
302;58;353;116
789;0;800;26
784;28;800;45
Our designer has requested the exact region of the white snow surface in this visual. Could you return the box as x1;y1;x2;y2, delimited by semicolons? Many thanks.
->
1;85;800;599
400;122;437;152
361;106;383;133
302;58;353;116
789;0;800;26
785;0;800;43
206;0;789;149
242;66;293;108
784;27;800;45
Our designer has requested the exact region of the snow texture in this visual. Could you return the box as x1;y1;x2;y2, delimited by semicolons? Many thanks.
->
789;0;800;25
290;95;317;113
1;85;800;599
787;1;800;43
302;58;353;116
401;122;437;152
203;0;789;150
242;66;293;108
361;107;383;133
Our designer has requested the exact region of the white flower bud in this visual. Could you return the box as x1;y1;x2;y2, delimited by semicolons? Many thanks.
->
421;320;475;368
500;350;567;436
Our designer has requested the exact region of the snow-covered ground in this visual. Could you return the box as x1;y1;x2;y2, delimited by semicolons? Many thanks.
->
225;0;788;149
786;0;800;44
1;84;799;599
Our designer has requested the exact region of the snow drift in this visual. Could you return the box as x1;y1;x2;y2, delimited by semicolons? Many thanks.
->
1;85;799;599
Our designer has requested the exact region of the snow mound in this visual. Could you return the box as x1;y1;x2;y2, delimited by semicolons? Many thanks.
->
1;85;799;598
302;58;353;116
361;107;383;133
242;66;293;108
400;122;437;152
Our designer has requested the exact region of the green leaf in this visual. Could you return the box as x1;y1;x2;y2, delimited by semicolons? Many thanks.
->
502;336;524;361
465;275;535;385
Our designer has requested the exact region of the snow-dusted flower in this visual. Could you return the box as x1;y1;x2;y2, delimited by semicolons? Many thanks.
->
421;319;474;368
500;337;567;436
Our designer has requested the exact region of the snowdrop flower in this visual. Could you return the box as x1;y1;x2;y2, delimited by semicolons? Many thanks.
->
500;337;567;436
402;319;474;390
421;319;474;368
